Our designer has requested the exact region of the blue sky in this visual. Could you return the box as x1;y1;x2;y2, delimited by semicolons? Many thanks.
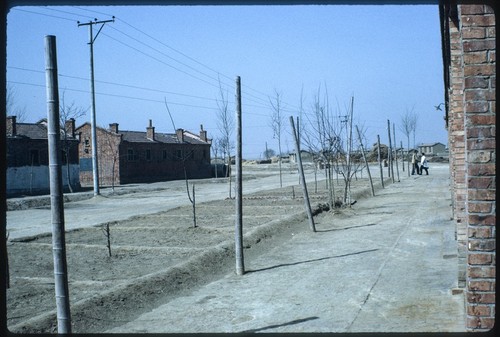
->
6;4;447;159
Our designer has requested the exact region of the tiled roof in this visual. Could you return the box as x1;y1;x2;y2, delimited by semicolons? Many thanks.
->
11;122;77;141
419;142;446;147
120;130;207;145
15;123;48;139
76;122;210;145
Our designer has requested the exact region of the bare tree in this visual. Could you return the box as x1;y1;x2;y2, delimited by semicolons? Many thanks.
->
164;100;198;227
399;106;417;176
99;125;121;192
301;84;338;208
211;137;222;178
6;85;28;121
263;147;276;159
59;91;87;193
269;89;285;187
216;78;234;198
102;223;112;257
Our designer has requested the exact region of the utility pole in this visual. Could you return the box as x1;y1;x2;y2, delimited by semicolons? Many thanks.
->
78;17;114;196
45;35;71;334
234;76;244;276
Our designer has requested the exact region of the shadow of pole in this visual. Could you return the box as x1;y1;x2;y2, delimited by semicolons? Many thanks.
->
240;316;320;333
246;248;379;274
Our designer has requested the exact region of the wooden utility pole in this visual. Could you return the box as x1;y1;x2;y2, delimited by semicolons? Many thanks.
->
290;116;316;232
45;35;71;334
377;135;384;189
356;125;374;196
78;17;114;196
400;140;405;173
387;119;395;183
234;76;244;275
393;123;400;182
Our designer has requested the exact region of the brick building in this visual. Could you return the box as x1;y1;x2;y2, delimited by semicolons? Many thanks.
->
440;2;495;331
6;116;80;196
417;142;447;156
75;120;212;186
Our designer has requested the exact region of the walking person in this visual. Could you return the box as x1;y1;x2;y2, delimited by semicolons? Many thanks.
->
411;150;420;175
420;152;429;175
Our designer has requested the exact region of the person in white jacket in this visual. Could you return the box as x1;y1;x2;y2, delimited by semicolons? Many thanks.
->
420;153;429;175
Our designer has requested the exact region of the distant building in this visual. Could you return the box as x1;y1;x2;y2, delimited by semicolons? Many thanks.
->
76;120;212;186
418;142;447;156
6;116;80;196
289;150;314;163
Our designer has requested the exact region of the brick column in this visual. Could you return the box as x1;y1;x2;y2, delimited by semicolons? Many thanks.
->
446;4;468;287
458;4;496;331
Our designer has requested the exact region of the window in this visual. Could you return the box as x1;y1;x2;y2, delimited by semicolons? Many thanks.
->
146;149;151;161
127;149;135;161
84;137;90;154
162;150;167;160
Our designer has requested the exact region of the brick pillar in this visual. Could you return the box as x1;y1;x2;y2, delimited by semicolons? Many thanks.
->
446;4;468;288
199;124;207;142
458;4;496;332
109;123;119;133
176;128;184;143
146;119;155;141
65;118;75;138
6;115;16;136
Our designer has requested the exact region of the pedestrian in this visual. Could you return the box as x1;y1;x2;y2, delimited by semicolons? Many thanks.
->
420;152;429;175
411;150;420;175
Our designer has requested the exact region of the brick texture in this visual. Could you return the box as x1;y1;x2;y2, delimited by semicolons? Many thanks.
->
454;4;495;332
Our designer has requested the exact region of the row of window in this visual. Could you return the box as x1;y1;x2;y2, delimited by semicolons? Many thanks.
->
126;148;207;162
17;149;70;166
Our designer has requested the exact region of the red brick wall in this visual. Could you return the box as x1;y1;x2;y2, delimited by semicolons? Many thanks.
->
460;4;496;332
447;4;496;332
446;4;468;287
77;123;212;186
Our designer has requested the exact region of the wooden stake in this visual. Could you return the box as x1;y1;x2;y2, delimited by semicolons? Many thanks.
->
290;116;316;232
377;135;385;189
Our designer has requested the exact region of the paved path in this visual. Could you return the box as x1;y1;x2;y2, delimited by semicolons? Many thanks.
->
105;163;465;333
7;164;317;240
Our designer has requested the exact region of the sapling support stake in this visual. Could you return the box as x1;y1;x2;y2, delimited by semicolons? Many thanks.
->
102;223;112;257
290;116;316;232
355;125;375;197
377;135;385;189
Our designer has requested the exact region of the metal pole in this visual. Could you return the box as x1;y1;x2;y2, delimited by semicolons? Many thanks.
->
45;35;72;334
234;76;244;276
290;116;316;232
88;23;100;195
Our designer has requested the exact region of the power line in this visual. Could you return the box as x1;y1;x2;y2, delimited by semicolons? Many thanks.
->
11;8;76;22
11;7;303;116
6;80;274;117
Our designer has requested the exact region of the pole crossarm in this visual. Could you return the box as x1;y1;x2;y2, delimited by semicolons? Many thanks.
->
78;18;115;44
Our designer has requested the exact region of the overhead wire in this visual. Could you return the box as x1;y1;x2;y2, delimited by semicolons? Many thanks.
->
11;6;311;119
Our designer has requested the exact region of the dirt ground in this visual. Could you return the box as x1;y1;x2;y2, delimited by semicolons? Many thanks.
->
6;176;381;333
